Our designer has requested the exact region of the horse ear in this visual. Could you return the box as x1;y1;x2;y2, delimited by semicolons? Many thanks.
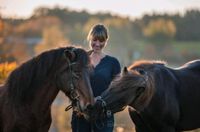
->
123;67;128;75
64;49;76;61
87;50;93;55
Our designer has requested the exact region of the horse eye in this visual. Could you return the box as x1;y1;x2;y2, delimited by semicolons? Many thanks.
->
136;87;145;95
137;69;146;75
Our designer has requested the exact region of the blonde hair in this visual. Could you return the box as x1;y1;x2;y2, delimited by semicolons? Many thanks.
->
87;24;109;42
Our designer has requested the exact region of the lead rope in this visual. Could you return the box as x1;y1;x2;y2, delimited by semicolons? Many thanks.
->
91;121;94;132
92;96;109;131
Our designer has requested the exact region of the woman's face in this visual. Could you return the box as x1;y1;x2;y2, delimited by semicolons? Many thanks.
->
90;39;107;53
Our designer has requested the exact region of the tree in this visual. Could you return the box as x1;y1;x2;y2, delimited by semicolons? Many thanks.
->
175;10;200;41
34;26;70;54
15;16;62;37
143;18;176;43
83;18;101;33
0;16;4;44
32;7;49;18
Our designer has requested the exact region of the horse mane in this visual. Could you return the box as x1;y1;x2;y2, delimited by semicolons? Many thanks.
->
129;60;167;70
4;46;80;105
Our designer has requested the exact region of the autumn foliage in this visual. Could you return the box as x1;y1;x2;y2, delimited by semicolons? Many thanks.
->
0;62;17;84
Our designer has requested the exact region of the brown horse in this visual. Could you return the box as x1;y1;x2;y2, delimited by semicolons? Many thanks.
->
0;46;94;132
91;60;200;132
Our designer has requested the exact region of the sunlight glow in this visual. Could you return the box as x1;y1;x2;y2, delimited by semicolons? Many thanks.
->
1;0;200;18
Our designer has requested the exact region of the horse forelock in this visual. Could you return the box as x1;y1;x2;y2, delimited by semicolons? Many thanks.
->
111;71;141;90
133;73;155;111
75;48;90;67
5;47;75;104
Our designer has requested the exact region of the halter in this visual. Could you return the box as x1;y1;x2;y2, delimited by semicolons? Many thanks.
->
94;96;112;118
61;50;81;112
94;82;146;118
66;61;81;112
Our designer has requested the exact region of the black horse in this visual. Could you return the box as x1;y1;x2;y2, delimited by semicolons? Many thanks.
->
91;60;200;132
0;46;94;132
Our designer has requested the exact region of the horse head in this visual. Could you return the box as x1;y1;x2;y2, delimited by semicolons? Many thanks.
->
54;47;94;114
88;60;157;120
2;46;95;131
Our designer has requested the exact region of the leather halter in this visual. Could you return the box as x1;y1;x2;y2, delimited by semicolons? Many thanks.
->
94;81;146;117
95;96;112;117
62;51;81;112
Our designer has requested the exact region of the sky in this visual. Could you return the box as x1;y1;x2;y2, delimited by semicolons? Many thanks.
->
1;0;200;19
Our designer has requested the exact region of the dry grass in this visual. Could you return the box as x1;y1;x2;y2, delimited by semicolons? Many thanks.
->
0;62;17;84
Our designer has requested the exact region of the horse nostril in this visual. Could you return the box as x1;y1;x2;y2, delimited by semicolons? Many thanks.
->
86;104;93;110
91;99;95;105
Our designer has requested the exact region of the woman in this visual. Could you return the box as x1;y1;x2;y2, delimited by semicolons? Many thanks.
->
71;24;121;132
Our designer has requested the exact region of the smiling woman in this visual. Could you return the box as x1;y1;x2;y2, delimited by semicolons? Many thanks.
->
71;24;121;132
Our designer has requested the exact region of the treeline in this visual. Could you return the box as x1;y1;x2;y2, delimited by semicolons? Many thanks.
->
2;7;200;41
132;10;200;41
0;6;200;63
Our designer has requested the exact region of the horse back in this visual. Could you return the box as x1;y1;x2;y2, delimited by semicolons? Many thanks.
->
174;60;200;130
175;60;200;93
178;60;200;71
176;60;200;88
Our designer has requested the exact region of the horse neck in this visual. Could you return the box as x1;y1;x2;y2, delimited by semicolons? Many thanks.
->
0;85;6;97
32;84;59;113
0;85;4;92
